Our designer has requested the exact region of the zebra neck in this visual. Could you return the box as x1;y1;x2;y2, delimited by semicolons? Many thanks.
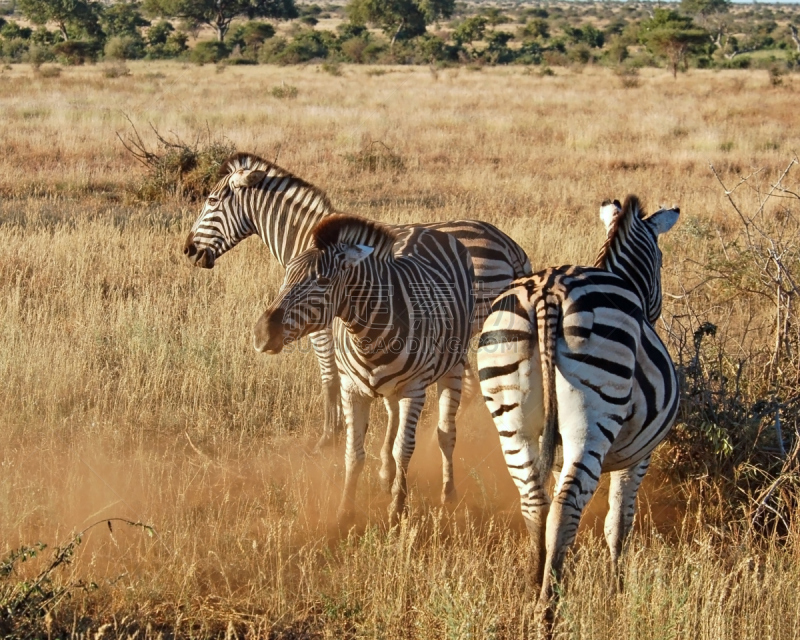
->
250;174;336;267
599;222;659;322
336;268;392;339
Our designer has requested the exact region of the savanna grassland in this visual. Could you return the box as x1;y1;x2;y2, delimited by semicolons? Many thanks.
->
1;62;800;638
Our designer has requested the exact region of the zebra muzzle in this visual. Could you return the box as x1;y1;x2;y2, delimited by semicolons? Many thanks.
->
183;237;215;269
253;308;286;354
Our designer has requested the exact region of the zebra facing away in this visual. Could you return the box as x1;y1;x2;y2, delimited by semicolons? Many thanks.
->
253;215;475;524
183;152;531;451
477;196;679;621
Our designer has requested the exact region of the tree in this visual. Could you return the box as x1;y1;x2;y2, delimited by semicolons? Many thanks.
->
18;0;99;41
452;14;486;47
348;0;454;47
101;2;150;38
640;9;709;78
520;17;549;41
143;0;298;42
680;0;730;49
680;0;730;19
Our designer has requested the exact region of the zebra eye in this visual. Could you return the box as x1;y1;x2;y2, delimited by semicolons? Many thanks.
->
207;196;220;207
316;276;330;286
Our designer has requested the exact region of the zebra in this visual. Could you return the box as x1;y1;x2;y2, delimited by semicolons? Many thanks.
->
183;152;531;452
476;195;679;621
252;214;475;524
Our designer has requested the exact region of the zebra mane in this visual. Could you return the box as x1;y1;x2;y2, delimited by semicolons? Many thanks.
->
218;152;335;211
313;214;397;260
594;195;643;268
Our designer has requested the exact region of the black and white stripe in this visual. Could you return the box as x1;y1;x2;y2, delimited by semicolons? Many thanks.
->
184;153;531;450
476;196;680;618
253;215;475;524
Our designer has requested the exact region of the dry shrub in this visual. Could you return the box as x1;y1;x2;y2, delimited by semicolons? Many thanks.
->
35;64;61;78
117;116;234;201
101;62;130;78
344;140;405;173
664;157;800;535
270;83;298;98
616;66;640;88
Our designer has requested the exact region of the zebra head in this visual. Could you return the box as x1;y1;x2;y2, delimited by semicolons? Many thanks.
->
253;242;374;354
183;154;266;269
596;195;680;323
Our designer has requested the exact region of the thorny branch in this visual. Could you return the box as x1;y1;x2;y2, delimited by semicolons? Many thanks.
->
1;518;155;626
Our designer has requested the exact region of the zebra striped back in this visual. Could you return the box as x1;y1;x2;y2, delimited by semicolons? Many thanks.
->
476;195;679;622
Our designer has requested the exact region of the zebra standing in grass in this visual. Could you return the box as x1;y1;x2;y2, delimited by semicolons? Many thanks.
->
184;152;531;452
253;215;474;524
476;196;680;621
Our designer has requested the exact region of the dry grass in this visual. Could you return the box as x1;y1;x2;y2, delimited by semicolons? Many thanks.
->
1;62;799;637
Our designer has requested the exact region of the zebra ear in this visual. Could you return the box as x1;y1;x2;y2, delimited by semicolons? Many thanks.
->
647;207;680;236
229;168;267;189
599;199;622;233
342;244;374;268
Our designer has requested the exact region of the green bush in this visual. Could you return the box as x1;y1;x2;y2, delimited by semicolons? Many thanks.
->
30;27;60;46
190;40;229;64
340;36;368;63
515;41;543;65
147;33;187;59
0;36;27;61
53;40;96;65
336;22;367;41
25;43;54;66
258;36;287;63
274;30;333;64
718;55;751;69
520;17;549;40
229;21;275;57
567;43;592;64
104;35;144;60
0;20;31;40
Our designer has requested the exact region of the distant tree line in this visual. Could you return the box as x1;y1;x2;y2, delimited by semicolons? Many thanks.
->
0;0;798;72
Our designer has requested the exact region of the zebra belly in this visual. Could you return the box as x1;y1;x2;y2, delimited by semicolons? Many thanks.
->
600;324;679;472
332;320;468;398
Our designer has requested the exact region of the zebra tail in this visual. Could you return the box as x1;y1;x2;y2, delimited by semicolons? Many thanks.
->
537;295;559;482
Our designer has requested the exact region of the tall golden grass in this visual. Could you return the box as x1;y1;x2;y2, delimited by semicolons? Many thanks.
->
1;62;799;637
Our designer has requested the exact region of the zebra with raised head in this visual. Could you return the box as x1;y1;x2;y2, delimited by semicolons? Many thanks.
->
183;152;531;452
476;196;679;622
253;214;475;524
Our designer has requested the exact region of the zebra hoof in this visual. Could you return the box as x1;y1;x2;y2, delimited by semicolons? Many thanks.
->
378;472;395;495
534;600;555;639
312;433;335;454
336;505;356;529
387;499;406;527
440;486;458;505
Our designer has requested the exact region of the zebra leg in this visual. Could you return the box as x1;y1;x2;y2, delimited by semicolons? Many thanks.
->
605;455;650;592
436;362;463;505
379;397;399;494
538;427;619;616
388;391;426;526
459;358;479;409
336;381;372;527
309;329;341;452
476;318;548;582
